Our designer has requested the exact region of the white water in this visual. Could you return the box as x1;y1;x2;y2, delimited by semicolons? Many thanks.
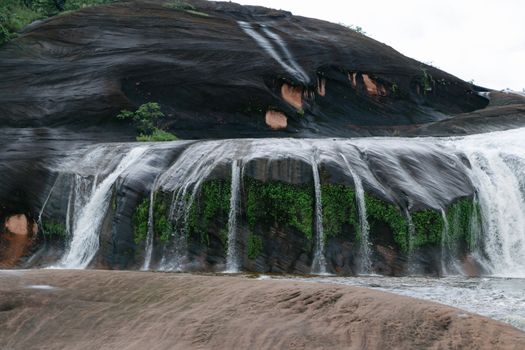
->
311;156;327;274
340;153;371;274
141;174;161;271
238;21;309;83
157;140;241;271
285;275;525;332
58;147;147;268
260;25;310;83
225;160;242;273
445;128;525;277
38;127;525;277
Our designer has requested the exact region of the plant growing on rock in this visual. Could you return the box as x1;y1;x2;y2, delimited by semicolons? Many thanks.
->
117;102;178;141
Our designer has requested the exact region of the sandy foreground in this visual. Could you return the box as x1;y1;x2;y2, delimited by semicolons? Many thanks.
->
0;270;523;350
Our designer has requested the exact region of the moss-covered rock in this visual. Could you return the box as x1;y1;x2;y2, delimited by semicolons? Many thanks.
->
245;177;313;239
321;184;359;239
187;179;231;246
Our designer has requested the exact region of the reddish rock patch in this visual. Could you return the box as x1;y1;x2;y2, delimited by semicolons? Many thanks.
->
281;83;303;109
265;110;287;130
317;77;326;96
362;74;387;96
4;214;30;235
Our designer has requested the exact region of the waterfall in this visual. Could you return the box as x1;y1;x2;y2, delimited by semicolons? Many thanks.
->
311;157;327;274
440;209;451;275
141;174;161;271
260;26;310;83
238;21;309;83
446;127;525;277
225;160;242;273
32;129;525;277
58;147;147;269
340;153;372;274
157;140;239;271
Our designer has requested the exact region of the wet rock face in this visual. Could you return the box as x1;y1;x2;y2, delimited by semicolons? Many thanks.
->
0;0;489;139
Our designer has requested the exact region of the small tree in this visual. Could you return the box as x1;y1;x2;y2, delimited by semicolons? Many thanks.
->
117;102;164;135
117;102;178;141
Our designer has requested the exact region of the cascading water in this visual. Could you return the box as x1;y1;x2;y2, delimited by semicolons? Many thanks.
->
141;174;161;271
446;128;525;277
260;25;310;83
35;128;525;278
225;160;242;273
340;153;371;274
58;147;147;268
238;21;309;83
156;140;240;271
440;209;451;275
311;155;327;274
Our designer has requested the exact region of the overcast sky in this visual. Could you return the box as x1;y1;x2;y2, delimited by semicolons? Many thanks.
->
235;0;524;91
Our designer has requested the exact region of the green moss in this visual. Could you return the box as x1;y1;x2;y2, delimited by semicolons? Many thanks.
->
136;128;178;142
411;209;443;248
446;197;479;250
133;198;149;244
187;179;231;245
321;184;359;239
153;193;172;243
41;220;67;237
245;178;313;239
365;194;409;252
133;193;173;244
247;234;263;260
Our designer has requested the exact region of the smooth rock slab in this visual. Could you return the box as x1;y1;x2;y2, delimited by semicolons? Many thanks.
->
0;270;523;350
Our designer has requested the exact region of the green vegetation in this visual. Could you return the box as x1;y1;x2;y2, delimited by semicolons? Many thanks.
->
446;197;480;250
0;0;115;45
136;128;178;142
41;220;67;237
133;198;149;244
321;184;359;239
117;102;178;142
153;193;173;243
245;178;313;240
411;209;443;248
164;0;208;16
421;68;434;93
247;234;263;260
339;23;366;35
187;179;231;245
133;193;173;244
362;194;410;251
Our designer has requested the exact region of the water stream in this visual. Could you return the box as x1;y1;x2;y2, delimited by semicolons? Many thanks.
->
341;153;371;274
58;147;147;268
310;155;327;274
35;127;525;279
225;160;242;273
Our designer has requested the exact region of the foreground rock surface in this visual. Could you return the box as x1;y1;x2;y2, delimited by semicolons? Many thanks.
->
0;270;523;350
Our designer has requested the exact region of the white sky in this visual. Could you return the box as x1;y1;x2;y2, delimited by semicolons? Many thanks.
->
234;0;525;91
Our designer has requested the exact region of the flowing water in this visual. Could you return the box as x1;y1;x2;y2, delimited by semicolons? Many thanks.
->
58;146;148;268
311;155;327;274
238;21;309;83
35;127;525;279
278;275;525;332
341;153;371;274
141;174;161;271
225;160;242;273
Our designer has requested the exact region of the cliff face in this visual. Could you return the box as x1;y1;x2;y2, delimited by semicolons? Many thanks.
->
0;0;524;274
0;0;491;139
